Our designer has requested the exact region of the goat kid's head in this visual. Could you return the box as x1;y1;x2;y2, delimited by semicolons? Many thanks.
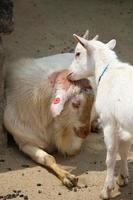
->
68;30;116;81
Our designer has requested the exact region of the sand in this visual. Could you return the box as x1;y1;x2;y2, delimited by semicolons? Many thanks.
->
1;0;133;199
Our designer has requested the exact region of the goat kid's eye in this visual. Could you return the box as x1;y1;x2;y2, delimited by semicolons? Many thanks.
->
75;52;80;57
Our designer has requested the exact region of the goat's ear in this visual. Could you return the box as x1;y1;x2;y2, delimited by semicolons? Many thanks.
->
83;30;89;39
106;39;116;50
73;34;94;53
92;35;99;40
73;34;88;49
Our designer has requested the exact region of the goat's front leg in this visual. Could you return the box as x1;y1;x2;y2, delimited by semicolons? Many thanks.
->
22;144;78;188
100;124;118;199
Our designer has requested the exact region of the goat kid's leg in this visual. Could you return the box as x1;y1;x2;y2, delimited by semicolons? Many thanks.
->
22;144;78;188
117;138;132;186
100;124;118;200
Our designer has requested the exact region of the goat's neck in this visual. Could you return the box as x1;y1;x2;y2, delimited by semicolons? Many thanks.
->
94;54;118;84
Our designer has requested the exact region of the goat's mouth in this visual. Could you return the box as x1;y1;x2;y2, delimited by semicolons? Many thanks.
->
67;72;76;81
67;71;87;81
67;73;93;91
67;72;72;79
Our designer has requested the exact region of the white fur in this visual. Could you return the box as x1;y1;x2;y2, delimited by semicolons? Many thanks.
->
69;34;133;199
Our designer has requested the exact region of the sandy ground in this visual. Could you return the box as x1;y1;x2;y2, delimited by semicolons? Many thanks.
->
0;0;133;199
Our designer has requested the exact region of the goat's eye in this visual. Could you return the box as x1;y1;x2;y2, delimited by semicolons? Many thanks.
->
75;52;80;57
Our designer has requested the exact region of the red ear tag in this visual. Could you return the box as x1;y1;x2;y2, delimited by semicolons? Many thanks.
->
52;97;61;104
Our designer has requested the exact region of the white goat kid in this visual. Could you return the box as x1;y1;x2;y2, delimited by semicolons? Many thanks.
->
68;32;133;199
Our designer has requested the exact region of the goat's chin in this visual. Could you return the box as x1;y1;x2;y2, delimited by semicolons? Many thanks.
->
63;148;81;157
61;146;82;156
56;133;83;156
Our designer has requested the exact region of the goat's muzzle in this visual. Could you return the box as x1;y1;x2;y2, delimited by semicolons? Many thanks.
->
73;126;90;139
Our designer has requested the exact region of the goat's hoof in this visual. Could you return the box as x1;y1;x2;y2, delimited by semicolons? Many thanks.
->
62;174;78;188
117;174;129;187
100;186;112;200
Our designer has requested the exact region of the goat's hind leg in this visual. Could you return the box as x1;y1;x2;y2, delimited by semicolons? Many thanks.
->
22;144;78;188
117;131;132;187
100;123;118;200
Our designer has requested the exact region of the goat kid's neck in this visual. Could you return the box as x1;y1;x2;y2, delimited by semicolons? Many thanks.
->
94;56;118;85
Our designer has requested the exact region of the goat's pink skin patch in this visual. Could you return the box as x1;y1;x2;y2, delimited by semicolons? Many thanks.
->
52;97;61;104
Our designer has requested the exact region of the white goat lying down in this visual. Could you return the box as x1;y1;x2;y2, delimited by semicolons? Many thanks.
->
68;32;133;199
4;53;94;188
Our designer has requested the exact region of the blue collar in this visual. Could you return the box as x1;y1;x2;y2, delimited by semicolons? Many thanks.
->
98;64;109;85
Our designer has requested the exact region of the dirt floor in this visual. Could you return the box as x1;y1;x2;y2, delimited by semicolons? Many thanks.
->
1;0;133;199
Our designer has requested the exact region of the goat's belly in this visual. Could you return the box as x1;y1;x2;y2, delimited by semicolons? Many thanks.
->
96;84;133;135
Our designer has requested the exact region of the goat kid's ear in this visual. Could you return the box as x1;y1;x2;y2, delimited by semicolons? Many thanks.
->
73;34;89;49
73;34;94;53
83;30;89;39
106;39;116;50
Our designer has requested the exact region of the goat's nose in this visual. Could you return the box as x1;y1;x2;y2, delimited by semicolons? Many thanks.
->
74;127;89;139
